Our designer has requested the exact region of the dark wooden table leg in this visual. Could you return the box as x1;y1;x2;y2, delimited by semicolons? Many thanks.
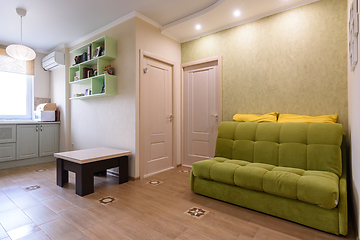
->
94;170;107;176
56;158;68;187
118;156;128;184
76;164;94;196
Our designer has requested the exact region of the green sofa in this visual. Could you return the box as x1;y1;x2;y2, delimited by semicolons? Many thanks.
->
190;122;347;235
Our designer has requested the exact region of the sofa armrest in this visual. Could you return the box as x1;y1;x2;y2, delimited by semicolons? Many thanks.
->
338;137;348;236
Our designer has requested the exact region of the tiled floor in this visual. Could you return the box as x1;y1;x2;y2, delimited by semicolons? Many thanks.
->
0;162;356;240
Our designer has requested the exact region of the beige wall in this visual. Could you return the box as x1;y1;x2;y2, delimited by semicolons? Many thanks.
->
181;0;348;132
135;18;181;176
348;0;360;236
68;18;137;177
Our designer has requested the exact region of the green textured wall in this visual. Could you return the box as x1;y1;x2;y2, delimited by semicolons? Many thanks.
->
181;0;348;132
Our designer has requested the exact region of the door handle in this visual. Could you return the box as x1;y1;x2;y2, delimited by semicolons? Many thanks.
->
213;114;218;122
169;114;173;122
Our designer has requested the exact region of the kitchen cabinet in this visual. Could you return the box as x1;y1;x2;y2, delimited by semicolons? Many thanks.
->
0;143;16;162
17;124;59;160
0;125;16;162
39;124;59;157
0;125;16;143
17;125;39;159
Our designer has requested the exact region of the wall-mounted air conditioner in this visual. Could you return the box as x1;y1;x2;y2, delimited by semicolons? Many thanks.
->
42;51;65;71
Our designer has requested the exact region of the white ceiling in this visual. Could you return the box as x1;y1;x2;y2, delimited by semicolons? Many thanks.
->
0;0;318;54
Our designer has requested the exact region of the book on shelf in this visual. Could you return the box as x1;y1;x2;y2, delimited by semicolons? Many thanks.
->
87;45;91;60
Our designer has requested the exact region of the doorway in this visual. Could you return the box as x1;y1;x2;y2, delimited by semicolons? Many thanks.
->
181;56;222;167
140;50;175;178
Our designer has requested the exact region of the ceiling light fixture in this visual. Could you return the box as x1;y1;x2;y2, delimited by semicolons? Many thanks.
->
234;10;241;17
195;24;202;30
6;8;36;61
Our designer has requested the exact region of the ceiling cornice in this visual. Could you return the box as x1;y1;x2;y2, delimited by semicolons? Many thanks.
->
160;30;181;43
49;44;67;54
161;0;226;31
67;11;136;50
134;12;162;29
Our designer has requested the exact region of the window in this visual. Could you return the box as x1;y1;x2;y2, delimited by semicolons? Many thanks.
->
0;72;33;119
0;47;34;120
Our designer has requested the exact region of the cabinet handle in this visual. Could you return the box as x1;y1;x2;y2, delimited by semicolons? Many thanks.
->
41;126;43;131
36;126;38;132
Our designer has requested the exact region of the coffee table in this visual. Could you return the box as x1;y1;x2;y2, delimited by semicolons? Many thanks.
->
54;147;131;196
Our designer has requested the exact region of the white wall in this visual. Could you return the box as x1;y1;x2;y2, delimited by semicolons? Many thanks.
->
348;0;360;237
50;47;70;152
34;52;50;98
68;18;137;177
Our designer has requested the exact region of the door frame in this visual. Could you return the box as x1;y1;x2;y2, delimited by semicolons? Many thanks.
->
181;56;222;167
139;50;176;179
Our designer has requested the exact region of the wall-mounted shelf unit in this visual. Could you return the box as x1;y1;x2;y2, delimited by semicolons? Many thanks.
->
69;36;117;100
69;74;117;100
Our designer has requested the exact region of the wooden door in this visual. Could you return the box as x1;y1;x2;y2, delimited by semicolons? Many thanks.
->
140;52;174;178
182;58;222;167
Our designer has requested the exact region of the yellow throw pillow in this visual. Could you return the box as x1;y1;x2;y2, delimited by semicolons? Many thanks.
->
277;114;338;123
233;112;279;123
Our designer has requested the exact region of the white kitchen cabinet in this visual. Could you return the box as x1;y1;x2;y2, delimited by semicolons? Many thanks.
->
0;125;16;162
17;125;39;160
0;125;16;143
17;124;59;160
0;143;16;162
39;124;59;157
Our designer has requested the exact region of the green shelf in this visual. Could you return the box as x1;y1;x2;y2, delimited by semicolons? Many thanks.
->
70;36;117;59
70;74;117;100
69;35;117;100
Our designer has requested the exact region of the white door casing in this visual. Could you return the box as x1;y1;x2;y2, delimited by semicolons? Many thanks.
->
182;57;222;167
140;50;175;178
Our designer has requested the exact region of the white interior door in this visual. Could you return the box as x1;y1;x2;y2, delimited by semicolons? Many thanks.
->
141;53;174;178
183;59;221;167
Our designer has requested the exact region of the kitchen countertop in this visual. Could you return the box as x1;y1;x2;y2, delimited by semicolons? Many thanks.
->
0;121;60;125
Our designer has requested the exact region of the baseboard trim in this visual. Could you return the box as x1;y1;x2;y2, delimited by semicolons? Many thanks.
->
0;156;56;170
143;166;174;178
129;176;140;181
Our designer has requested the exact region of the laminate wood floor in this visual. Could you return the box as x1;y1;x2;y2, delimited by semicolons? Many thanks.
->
0;162;356;240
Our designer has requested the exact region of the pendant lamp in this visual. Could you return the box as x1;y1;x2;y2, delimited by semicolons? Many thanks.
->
6;8;36;61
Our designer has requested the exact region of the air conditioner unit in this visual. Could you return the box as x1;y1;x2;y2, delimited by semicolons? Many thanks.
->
42;51;65;71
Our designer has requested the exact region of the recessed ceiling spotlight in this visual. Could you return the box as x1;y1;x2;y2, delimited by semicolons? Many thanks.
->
234;10;241;17
195;24;201;30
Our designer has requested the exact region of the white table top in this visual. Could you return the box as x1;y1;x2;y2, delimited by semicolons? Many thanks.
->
54;147;131;164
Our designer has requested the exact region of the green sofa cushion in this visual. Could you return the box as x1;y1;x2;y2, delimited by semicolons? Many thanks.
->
234;166;268;191
192;160;340;210
279;143;307;169
232;140;254;161
298;171;339;209
263;171;301;199
213;122;344;177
